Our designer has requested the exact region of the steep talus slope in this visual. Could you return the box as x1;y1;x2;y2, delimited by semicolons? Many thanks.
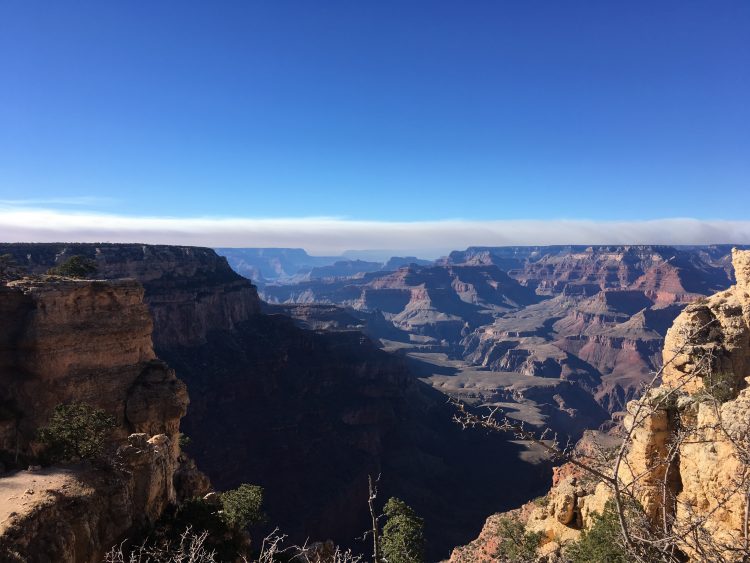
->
0;243;549;560
0;276;199;562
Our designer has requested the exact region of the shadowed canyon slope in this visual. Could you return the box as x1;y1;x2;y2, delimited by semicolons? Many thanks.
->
0;243;550;560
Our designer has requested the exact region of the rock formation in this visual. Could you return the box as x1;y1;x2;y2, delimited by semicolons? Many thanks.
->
0;275;203;562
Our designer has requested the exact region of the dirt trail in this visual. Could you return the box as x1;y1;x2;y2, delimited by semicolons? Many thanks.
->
0;467;80;534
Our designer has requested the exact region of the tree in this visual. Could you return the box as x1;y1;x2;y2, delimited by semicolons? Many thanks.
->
220;483;265;529
492;517;542;562
47;255;98;278
0;253;23;280
37;402;116;462
379;497;425;563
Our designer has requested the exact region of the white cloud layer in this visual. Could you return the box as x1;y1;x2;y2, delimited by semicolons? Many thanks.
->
1;206;750;257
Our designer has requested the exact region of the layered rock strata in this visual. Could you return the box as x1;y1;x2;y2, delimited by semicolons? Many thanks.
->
0;276;199;562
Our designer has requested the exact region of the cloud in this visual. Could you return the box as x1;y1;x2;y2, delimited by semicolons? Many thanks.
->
1;206;749;257
0;196;120;207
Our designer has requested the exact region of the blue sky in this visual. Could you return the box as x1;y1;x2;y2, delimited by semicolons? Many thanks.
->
0;1;748;251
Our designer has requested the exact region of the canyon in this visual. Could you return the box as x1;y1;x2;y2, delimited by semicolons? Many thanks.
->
249;245;742;441
0;243;549;561
2;242;748;562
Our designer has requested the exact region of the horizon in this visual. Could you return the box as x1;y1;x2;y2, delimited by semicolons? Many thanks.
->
1;1;748;251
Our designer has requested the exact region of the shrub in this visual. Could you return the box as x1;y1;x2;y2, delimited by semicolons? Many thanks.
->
566;500;629;563
47;255;98;278
701;371;737;404
220;484;265;529
493;517;542;562
380;497;425;563
0;253;21;279
37;402;116;462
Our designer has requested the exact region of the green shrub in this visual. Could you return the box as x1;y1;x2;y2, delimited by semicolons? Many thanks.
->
37;402;116;462
566;500;629;563
493;517;542;562
701;371;737;403
0;253;21;279
47;255;98;278
380;497;425;563
220;484;265;529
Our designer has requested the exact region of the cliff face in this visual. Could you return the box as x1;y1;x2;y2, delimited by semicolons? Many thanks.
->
0;276;197;562
0;278;186;458
0;243;261;349
620;247;750;558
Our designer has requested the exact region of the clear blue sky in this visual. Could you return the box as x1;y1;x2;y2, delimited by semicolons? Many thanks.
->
1;1;748;222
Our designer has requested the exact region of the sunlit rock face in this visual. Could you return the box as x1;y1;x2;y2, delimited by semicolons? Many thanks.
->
0;275;200;563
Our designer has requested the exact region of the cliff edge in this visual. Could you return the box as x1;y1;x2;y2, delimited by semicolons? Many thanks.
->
0;276;203;562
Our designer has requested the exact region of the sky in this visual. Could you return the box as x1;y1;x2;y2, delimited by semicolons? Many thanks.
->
0;1;748;254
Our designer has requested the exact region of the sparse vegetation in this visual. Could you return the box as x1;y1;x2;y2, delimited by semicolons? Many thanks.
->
699;370;736;404
105;527;219;563
379;497;425;563
37;402;116;462
492;517;542;563
47;255;98;278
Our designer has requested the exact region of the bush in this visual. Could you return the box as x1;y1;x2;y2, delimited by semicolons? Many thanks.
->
47;255;98;278
37;402;116;462
220;484;265;529
701;371;737;404
493;517;542;562
0;253;21;280
566;501;629;563
380;497;425;563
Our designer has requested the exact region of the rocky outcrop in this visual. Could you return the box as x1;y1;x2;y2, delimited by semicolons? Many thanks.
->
617;247;750;559
0;243;261;348
0;278;186;457
0;275;201;562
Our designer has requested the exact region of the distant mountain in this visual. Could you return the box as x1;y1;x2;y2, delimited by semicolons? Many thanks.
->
215;247;340;282
216;248;435;284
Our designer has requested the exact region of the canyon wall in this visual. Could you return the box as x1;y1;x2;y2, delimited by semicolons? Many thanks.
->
0;276;199;562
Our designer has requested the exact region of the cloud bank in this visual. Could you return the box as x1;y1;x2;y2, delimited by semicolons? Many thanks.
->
1;206;750;257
